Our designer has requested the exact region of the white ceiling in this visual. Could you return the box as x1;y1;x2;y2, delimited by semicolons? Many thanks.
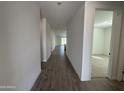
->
94;10;113;28
40;1;84;31
54;29;66;37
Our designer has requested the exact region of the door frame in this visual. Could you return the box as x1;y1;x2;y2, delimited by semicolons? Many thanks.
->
81;2;123;81
91;9;114;78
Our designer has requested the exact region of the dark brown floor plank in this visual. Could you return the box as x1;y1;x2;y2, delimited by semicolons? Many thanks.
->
32;45;124;91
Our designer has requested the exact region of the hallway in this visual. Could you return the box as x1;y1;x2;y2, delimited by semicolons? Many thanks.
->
32;46;81;90
1;1;124;91
32;46;124;91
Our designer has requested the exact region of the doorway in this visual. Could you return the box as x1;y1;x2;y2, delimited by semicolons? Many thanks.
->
61;37;67;45
91;10;114;78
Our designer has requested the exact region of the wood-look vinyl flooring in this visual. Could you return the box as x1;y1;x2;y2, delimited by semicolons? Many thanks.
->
32;46;124;91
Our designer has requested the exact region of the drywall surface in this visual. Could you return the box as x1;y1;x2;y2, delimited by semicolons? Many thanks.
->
92;28;105;54
117;13;124;81
40;17;55;62
40;18;47;62
46;21;54;60
104;27;112;55
66;5;84;79
0;2;41;90
51;31;56;50
0;2;10;90
55;36;61;46
92;27;112;55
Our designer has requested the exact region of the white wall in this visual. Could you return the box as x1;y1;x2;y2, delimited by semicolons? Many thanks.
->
117;14;124;81
40;17;55;62
40;17;47;62
66;5;84;79
104;27;112;55
51;31;56;51
46;21;55;59
92;28;105;54
0;2;41;90
0;2;9;90
55;36;61;46
92;27;112;55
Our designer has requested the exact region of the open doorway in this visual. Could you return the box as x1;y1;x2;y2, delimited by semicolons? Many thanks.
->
61;37;67;45
91;10;114;78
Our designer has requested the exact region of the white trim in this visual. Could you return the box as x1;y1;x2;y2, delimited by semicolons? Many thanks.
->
109;9;123;80
117;11;124;81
